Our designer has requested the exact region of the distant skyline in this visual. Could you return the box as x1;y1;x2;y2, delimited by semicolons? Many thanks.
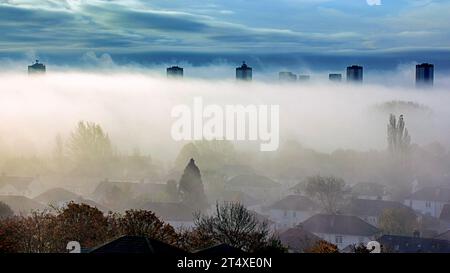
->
0;1;449;60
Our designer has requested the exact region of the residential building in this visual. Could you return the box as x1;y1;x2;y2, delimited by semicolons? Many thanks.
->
329;73;342;82
378;234;450;253
346;65;363;83
167;66;183;78
279;71;297;82
89;235;187;254
225;174;281;204
416;63;434;87
236;61;252;81
404;186;450;218
300;214;379;250
344;198;415;227
266;195;319;229
28;60;46;74
278;225;321;253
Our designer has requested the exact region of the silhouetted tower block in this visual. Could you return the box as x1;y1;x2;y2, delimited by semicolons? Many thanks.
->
28;60;46;75
236;61;252;81
346;65;363;83
298;75;310;82
416;63;434;87
167;66;184;78
279;71;297;82
329;73;342;82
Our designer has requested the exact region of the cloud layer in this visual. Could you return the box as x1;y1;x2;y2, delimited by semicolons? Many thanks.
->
0;0;449;59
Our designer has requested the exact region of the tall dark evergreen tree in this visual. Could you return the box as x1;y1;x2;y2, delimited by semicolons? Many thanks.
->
178;158;208;211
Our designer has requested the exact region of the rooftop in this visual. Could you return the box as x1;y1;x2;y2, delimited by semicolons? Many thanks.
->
267;195;318;211
407;186;450;202
90;235;186;254
378;235;450;253
301;214;379;236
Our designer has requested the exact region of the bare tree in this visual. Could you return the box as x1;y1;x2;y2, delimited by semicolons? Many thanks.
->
194;202;285;253
302;175;347;214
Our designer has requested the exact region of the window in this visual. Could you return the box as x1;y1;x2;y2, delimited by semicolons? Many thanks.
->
335;235;343;244
284;210;287;217
426;201;432;208
293;211;297;218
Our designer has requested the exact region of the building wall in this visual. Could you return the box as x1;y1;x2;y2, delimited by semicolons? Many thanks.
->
268;209;314;229
404;199;447;218
314;232;371;250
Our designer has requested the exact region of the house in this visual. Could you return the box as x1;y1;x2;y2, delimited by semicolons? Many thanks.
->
92;180;167;210
265;195;319;229
225;174;281;204
300;214;379;250
216;190;261;208
34;187;109;212
138;202;195;229
89;235;186;254
195;244;245;255
378;235;450;253
0;175;35;196
404;186;450;217
0;195;45;215
439;204;450;222
351;182;391;201
435;230;450;241
344;198;415;227
278;226;321;253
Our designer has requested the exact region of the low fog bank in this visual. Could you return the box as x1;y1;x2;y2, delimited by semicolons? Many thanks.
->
0;72;449;157
0;72;449;202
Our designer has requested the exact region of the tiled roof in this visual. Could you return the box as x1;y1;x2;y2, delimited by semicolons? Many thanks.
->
90;235;186;254
378;235;450;253
227;174;279;188
439;204;450;221
407;186;450;202
268;195;318;211
344;198;414;217
301;214;379;236
279;226;321;252
195;244;245;255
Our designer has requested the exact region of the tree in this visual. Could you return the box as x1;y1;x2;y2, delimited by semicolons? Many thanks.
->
305;240;339;253
378;208;418;236
67;121;113;175
387;114;411;156
115;210;178;244
0;201;13;219
193;202;285;253
53;202;109;251
301;175;347;214
178;158;208;211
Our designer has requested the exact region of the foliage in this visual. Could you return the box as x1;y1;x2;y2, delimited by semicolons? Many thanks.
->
178;158;208;210
387;114;411;156
305;240;339;253
67;121;113;175
114;209;178;244
378;208;418;236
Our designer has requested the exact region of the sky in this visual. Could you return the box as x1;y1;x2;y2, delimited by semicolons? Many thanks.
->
0;0;449;70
